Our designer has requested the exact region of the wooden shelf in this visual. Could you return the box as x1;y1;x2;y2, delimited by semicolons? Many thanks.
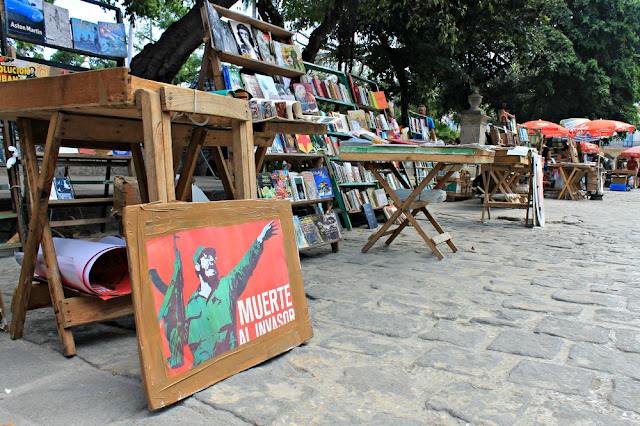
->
212;4;294;38
49;197;113;206
338;182;377;187
264;153;324;161
217;52;305;78
299;238;341;252
346;205;385;213
315;96;354;108
291;197;334;207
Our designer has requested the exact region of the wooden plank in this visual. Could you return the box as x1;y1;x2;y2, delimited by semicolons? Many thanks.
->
176;127;207;201
217;52;304;78
232;120;257;199
50;217;114;227
257;121;327;136
160;109;176;202
130;144;149;203
211;3;294;38
49;197;113;206
61;295;134;328
27;283;53;310
159;86;251;121
431;232;452;245
138;89;170;202
0;68;138;118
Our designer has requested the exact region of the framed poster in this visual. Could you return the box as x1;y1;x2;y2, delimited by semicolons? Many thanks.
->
123;200;313;410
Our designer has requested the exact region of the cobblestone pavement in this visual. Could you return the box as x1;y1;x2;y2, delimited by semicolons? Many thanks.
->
1;190;639;424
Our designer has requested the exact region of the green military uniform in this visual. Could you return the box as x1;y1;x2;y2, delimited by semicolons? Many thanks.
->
185;239;263;366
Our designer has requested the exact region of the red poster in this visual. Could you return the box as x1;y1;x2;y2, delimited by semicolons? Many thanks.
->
146;219;292;376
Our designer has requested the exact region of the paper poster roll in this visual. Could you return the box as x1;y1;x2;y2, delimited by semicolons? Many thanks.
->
15;237;130;300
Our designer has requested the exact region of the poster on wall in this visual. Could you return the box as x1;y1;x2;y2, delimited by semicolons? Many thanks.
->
124;200;313;410
43;2;72;48
0;56;49;81
5;0;45;43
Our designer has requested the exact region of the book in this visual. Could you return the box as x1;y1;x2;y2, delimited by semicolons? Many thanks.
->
347;110;367;130
271;170;294;200
292;216;309;249
261;101;275;119
275;83;294;100
221;21;239;54
362;203;378;229
43;2;72;48
292;83;318;113
229;20;260;60
311;167;334;198
241;74;264;98
269;134;284;153
299;215;323;246
313;212;341;242
290;173;308;201
373;91;389;109
249;99;262;120
295;134;315;154
6;0;44;44
302;171;320;200
71;18;100;55
257;172;277;199
253;28;276;64
274;101;288;118
222;65;244;91
309;134;327;152
204;1;225;52
275;43;305;71
54;177;73;200
281;134;298;153
255;74;280;100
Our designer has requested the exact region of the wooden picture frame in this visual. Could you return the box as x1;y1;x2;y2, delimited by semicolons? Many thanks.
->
123;200;313;410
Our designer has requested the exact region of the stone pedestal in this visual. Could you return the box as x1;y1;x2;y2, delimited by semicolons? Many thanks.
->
459;93;490;145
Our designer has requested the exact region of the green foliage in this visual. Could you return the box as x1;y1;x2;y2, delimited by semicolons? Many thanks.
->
434;121;459;142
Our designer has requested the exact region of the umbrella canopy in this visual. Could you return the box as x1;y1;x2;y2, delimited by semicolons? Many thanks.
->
620;146;640;158
570;119;636;138
579;141;600;153
560;118;590;129
522;120;570;138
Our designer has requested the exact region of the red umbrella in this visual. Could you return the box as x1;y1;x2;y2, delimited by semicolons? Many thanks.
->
620;146;640;158
579;141;600;153
522;120;570;138
570;119;636;137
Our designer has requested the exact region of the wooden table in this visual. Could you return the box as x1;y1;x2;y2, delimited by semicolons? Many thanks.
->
480;153;533;225
549;163;593;200
339;144;495;259
0;67;268;356
610;169;637;188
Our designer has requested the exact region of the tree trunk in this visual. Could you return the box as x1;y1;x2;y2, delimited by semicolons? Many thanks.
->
302;0;344;63
256;0;284;28
129;0;236;82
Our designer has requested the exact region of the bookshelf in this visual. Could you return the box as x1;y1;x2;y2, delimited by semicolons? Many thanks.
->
258;151;340;253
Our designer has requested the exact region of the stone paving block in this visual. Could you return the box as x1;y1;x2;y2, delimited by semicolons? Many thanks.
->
470;316;520;328
314;302;425;338
1;365;147;422
531;277;584;290
319;331;408;358
508;360;594;396
415;345;502;377
418;321;487;348
534;317;610;344
425;381;530;424
502;297;583;316
609;378;640;414
112;400;251;425
615;329;640;353
552;290;625;307
338;366;416;399
594;308;640;325
628;297;640;313
488;330;564;359
569;343;640;380
483;282;526;296
543;401;636;425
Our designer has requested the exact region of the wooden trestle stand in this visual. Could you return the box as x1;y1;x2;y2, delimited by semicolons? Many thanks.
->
0;68;262;356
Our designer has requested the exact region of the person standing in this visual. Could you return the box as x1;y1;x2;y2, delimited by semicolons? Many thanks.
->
417;105;437;141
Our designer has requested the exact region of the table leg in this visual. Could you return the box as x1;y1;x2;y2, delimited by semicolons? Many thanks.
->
232;119;256;199
130;144;149;203
139;89;175;203
211;147;235;199
254;145;268;174
422;207;457;253
481;169;490;221
176;127;207;201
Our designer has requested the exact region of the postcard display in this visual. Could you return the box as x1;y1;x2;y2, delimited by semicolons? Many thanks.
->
3;0;127;59
124;200;313;410
200;4;340;253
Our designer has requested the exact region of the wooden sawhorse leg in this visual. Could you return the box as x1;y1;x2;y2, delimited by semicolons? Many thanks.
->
10;114;78;355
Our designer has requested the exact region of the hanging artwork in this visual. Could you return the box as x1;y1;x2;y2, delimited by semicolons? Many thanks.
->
123;200;312;410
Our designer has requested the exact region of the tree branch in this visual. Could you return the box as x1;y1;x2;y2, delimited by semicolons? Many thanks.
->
302;0;344;63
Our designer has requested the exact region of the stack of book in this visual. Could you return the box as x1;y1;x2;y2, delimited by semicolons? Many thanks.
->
349;83;388;111
331;162;376;184
267;134;337;156
340;187;387;212
292;212;341;249
300;75;353;104
257;167;334;201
